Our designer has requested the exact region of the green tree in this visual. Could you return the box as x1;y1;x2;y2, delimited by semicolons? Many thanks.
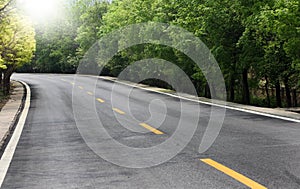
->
31;0;80;73
0;9;35;94
244;0;300;107
76;0;108;55
17;0;299;107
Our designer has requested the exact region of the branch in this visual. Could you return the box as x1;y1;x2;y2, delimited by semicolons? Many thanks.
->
0;0;14;13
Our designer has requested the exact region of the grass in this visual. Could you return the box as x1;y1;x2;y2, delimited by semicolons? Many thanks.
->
0;90;10;112
0;84;14;112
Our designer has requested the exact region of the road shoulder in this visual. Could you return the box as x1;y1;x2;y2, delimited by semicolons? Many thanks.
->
0;81;25;156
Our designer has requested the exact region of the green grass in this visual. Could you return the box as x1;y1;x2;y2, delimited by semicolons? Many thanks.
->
0;89;10;112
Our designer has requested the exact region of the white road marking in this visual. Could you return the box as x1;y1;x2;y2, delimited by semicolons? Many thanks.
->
0;81;31;187
94;76;300;123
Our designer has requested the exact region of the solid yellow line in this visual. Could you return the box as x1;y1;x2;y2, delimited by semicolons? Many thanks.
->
139;123;164;135
200;159;267;189
87;91;93;96
78;86;84;90
96;98;105;103
113;108;126;115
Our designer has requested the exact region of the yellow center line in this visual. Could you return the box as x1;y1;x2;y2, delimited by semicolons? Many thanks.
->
113;108;126;115
87;91;93;96
200;159;267;189
139;123;164;135
70;82;75;85
78;86;84;90
96;98;105;103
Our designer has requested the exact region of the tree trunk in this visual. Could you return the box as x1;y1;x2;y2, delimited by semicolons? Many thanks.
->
194;81;203;97
3;74;10;95
292;89;297;107
3;66;14;95
284;78;292;107
281;87;285;99
205;82;211;99
264;76;271;107
229;74;235;102
0;71;2;92
242;69;250;105
275;80;282;108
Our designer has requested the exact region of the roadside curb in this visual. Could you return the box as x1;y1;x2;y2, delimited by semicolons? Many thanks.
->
79;75;300;123
0;81;25;155
0;80;30;187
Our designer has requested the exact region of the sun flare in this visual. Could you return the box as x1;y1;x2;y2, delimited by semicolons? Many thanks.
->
18;0;61;22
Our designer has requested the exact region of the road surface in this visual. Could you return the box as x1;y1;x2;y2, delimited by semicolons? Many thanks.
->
1;73;300;188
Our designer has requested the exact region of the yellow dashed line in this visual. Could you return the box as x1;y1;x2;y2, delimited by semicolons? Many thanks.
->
70;82;75;85
113;108;126;115
139;123;164;135
78;86;84;90
96;98;105;103
200;159;267;189
87;91;93;96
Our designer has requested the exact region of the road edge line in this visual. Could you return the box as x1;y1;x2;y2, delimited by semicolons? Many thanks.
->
0;81;31;187
93;76;300;123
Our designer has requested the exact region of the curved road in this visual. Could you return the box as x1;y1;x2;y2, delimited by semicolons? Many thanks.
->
1;73;300;188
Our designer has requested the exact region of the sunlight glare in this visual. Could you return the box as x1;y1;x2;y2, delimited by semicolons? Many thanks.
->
19;0;60;22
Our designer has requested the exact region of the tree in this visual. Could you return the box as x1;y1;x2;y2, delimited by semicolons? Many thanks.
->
31;0;81;73
0;0;14;14
245;0;300;107
17;0;299;107
0;9;35;94
76;1;108;55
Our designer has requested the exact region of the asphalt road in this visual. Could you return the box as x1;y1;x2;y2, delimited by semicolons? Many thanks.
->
1;73;300;188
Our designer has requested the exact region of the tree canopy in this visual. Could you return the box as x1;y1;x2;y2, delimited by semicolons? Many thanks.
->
16;0;300;107
0;0;36;94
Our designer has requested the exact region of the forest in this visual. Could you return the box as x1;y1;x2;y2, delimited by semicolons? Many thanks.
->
1;0;300;108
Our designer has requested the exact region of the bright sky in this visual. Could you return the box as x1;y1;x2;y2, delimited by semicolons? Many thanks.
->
17;0;62;22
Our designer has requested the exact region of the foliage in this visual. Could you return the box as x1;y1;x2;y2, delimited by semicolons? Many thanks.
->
17;0;300;107
0;1;36;94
